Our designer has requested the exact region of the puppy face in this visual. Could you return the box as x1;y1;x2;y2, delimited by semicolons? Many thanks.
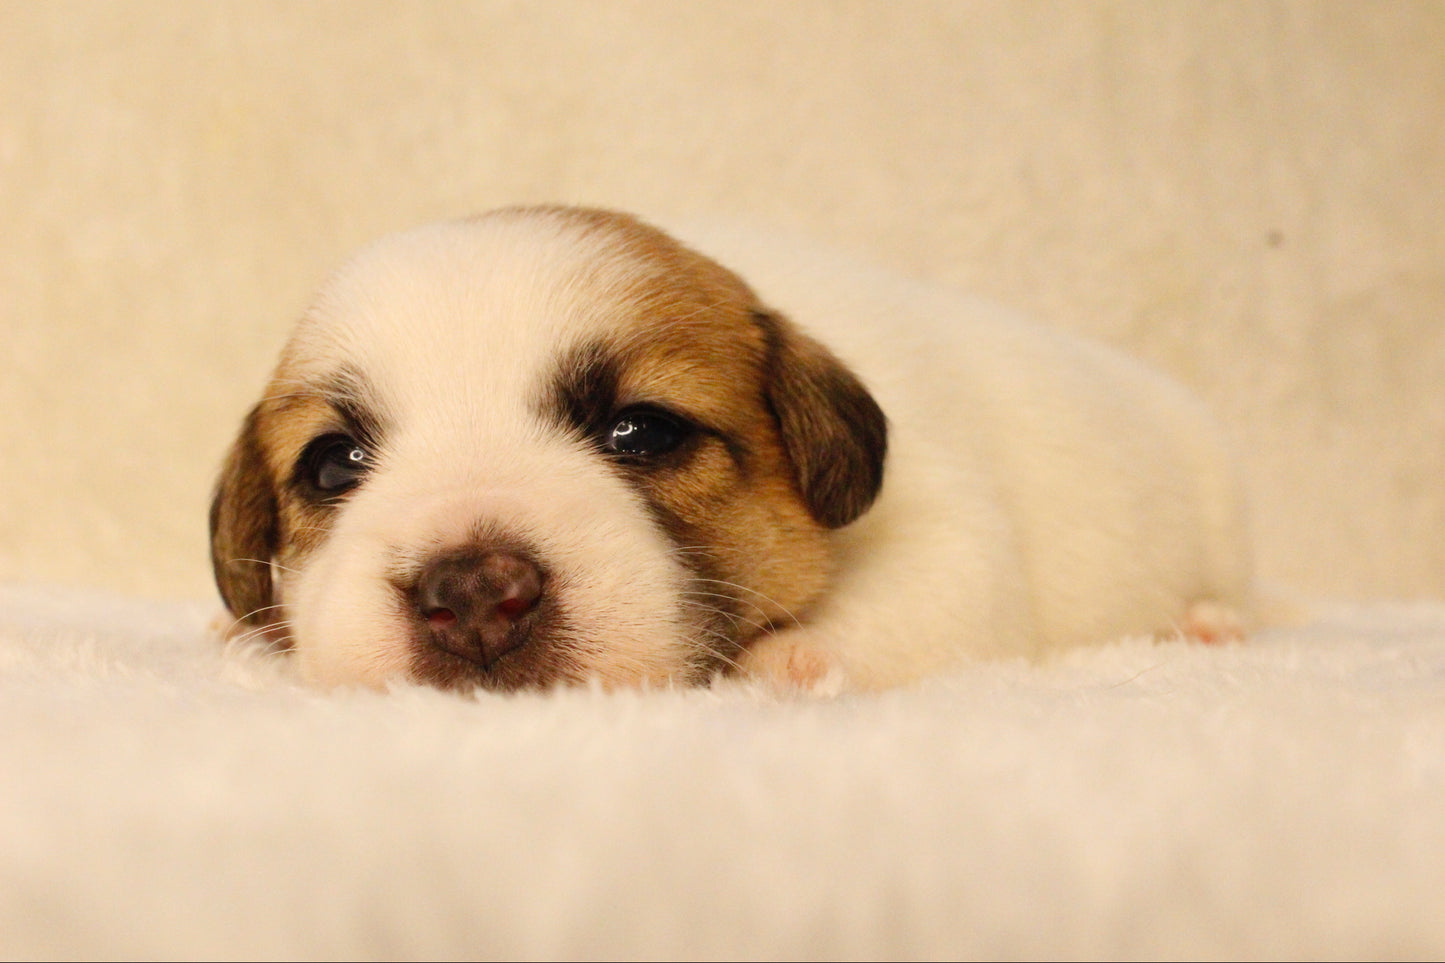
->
211;207;886;691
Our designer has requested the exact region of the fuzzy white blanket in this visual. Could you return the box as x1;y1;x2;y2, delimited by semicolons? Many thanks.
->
2;583;1443;961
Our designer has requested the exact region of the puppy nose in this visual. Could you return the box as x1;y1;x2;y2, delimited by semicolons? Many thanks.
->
414;548;544;669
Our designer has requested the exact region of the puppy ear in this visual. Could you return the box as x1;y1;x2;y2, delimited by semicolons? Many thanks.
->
209;405;280;625
755;311;888;528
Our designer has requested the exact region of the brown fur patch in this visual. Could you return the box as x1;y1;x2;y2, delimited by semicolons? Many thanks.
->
211;379;386;639
534;208;888;656
254;393;348;573
753;310;888;528
209;405;279;628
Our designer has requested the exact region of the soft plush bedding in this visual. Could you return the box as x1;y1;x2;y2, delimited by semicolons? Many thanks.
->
3;582;1442;960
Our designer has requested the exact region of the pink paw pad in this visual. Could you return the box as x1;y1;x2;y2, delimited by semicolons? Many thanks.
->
1181;601;1245;645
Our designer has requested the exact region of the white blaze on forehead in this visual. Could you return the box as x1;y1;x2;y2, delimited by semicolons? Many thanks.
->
284;213;644;439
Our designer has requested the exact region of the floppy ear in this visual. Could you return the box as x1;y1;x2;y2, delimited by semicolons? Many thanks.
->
755;311;888;528
209;405;280;626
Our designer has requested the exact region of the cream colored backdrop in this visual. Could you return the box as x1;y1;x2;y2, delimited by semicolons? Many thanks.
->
1;0;1442;603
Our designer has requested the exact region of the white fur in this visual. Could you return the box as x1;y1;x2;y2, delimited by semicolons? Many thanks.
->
690;226;1253;688
248;210;1251;692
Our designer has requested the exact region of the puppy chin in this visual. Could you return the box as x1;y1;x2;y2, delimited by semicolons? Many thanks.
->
283;457;704;692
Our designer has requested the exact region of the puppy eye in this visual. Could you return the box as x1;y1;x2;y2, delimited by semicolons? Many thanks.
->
302;434;372;494
605;407;692;460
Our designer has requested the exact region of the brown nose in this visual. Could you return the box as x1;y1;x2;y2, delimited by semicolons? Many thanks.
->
413;548;545;669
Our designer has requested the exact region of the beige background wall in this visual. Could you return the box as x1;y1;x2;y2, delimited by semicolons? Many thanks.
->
1;0;1442;603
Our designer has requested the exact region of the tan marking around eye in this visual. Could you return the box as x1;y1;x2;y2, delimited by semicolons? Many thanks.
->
547;210;838;640
252;392;349;572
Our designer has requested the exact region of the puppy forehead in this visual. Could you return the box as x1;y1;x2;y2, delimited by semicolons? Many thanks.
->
278;210;764;405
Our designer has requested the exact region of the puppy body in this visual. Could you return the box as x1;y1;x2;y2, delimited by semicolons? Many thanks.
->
688;227;1252;688
212;206;1251;693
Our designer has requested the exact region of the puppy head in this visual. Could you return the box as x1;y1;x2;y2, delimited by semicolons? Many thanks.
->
210;207;886;691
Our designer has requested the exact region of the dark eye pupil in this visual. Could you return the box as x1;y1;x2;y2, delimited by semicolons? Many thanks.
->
607;410;688;458
312;437;369;492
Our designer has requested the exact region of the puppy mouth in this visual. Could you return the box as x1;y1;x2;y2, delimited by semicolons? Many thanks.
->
388;539;740;692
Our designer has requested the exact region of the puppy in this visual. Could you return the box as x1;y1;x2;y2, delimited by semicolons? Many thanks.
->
211;205;1252;692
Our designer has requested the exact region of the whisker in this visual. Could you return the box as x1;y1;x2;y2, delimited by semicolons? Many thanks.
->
226;618;294;657
679;594;772;635
223;557;302;577
220;602;286;639
678;624;746;676
688;579;804;631
668;545;804;623
229;601;286;623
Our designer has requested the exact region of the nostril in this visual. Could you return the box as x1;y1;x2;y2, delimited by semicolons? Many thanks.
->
496;595;530;620
411;546;546;669
424;607;459;629
492;563;542;619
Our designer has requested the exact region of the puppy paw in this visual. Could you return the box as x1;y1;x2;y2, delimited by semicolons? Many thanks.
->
1180;600;1245;645
736;633;847;696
